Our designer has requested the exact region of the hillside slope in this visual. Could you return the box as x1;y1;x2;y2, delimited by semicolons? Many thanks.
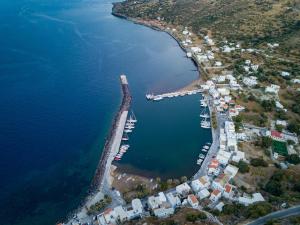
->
113;0;300;55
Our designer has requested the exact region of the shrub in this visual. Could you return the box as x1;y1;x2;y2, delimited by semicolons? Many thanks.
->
265;180;283;196
238;160;250;173
250;158;268;167
245;202;272;218
286;154;300;165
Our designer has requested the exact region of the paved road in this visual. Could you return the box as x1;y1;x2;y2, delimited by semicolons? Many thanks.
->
193;96;227;179
246;205;300;225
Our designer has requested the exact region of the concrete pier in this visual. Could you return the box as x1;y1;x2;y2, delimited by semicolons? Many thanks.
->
90;74;131;192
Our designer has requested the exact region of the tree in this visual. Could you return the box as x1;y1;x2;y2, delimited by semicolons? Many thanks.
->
261;100;275;111
287;123;300;135
238;160;250;173
186;213;198;222
245;202;272;218
265;180;283;196
180;176;187;183
286;154;300;165
261;136;272;148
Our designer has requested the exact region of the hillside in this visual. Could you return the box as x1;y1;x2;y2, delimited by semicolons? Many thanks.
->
113;0;300;56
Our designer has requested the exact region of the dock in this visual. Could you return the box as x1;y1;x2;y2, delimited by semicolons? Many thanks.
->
146;88;203;101
90;74;131;192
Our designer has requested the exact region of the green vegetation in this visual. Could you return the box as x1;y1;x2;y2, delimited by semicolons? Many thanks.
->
272;140;287;156
222;202;272;219
87;195;112;215
250;158;268;167
286;154;300;165
237;160;250;173
245;202;272;218
185;212;207;222
261;100;275;112
211;111;217;129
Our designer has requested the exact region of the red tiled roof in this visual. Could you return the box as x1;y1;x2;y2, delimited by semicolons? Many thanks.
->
225;184;232;193
271;130;283;138
188;194;198;204
212;189;221;196
208;159;219;168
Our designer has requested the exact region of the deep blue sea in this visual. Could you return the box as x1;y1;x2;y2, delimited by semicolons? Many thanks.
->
0;0;211;224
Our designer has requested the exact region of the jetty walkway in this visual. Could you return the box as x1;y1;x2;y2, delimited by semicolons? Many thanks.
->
90;74;131;192
146;88;203;101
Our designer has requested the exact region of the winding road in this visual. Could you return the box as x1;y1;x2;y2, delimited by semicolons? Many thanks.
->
246;205;300;225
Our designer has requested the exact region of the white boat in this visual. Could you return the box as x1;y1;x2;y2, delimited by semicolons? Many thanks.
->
153;96;163;101
127;114;137;123
203;145;209;150
124;129;132;133
201;118;211;129
122;133;129;141
125;125;134;130
146;94;154;100
197;159;203;165
202;149;208;152
120;144;129;150
199;154;205;159
201;121;211;129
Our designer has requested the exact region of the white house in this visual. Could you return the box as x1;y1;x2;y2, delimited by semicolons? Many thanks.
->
281;71;290;77
216;150;232;165
191;179;202;193
232;151;246;163
223;183;234;199
215;202;225;212
215;61;223;67
148;193;167;210
208;159;220;175
103;208;117;224
132;198;143;216
197;188;210;200
153;204;174;218
243;76;257;87
276;120;287;127
187;194;199;208
218;87;230;96
265;84;280;94
114;206;128;223
238;193;265;206
191;47;201;53
212;174;231;191
224;164;239;178
166;192;181;208
176;183;191;196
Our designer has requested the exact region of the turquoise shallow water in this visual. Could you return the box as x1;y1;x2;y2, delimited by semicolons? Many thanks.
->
0;0;210;224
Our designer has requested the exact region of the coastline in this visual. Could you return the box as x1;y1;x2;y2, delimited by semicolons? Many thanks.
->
110;11;216;179
66;9;215;224
112;11;210;87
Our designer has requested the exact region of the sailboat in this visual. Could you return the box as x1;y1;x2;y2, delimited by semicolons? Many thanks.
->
127;111;137;123
200;107;210;118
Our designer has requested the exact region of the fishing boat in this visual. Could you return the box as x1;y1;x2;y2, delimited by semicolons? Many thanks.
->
201;118;211;129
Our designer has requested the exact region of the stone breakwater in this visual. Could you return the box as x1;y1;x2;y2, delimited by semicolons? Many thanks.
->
90;75;131;193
